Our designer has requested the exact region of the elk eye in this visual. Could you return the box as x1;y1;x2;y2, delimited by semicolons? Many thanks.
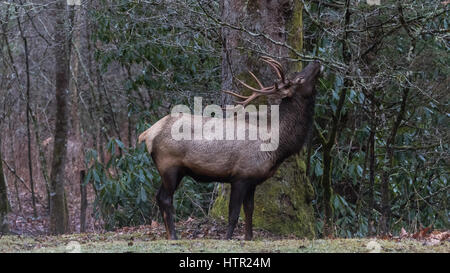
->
294;77;305;84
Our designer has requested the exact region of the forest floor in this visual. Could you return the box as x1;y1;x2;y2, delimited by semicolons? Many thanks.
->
2;183;449;253
1;217;449;253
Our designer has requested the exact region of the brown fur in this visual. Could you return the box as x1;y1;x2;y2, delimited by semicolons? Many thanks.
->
139;61;321;240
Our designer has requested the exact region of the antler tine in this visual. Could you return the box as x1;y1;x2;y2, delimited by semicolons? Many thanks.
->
234;77;275;93
223;90;250;100
261;56;285;82
224;90;262;107
262;59;282;79
222;56;289;106
261;56;283;70
224;83;277;107
234;92;264;107
247;70;264;89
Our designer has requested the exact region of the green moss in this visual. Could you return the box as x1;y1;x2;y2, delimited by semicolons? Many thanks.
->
211;156;315;238
254;156;315;238
287;1;303;71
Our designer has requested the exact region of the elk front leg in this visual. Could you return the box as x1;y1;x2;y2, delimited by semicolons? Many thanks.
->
156;169;181;240
243;185;256;240
226;182;246;240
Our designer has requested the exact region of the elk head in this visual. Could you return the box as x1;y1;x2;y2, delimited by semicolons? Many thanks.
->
224;57;321;106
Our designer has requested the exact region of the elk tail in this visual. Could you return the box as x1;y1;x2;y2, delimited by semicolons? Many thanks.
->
138;127;153;153
137;115;169;153
138;128;151;144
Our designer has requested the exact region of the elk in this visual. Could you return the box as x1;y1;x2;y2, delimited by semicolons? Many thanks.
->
138;57;321;240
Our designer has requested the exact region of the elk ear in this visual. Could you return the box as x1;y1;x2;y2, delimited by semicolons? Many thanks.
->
280;88;294;98
277;81;294;98
268;88;293;103
269;85;293;101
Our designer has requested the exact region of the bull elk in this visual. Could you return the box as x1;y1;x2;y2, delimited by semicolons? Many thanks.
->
138;57;321;240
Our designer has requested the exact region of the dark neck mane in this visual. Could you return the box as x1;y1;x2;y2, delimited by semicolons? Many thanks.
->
270;93;315;165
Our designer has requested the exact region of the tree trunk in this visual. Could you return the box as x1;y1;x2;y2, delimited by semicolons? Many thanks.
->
69;4;81;143
30;109;51;211
320;142;334;236
367;100;376;236
315;0;351;237
16;6;37;218
0;137;10;234
8;121;22;213
211;0;315;238
49;0;70;235
380;87;409;234
79;170;87;232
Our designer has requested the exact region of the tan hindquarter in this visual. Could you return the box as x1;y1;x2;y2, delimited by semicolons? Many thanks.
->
138;115;170;153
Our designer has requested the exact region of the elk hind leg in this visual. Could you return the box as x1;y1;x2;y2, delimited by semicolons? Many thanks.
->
226;181;247;240
243;185;256;240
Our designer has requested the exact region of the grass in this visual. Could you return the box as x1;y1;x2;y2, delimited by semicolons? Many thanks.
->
0;232;449;253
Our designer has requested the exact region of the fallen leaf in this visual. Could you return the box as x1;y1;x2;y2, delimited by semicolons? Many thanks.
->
400;227;408;238
412;226;432;240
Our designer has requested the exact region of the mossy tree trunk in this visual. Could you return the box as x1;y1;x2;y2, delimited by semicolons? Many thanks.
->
211;0;315;238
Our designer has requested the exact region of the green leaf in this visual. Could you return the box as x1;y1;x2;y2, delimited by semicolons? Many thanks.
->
84;170;92;186
315;163;323;176
357;165;363;177
418;155;426;162
115;139;125;149
93;169;100;183
140;187;147;202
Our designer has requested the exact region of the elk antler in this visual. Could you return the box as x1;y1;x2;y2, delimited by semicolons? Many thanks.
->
224;57;288;107
261;56;286;83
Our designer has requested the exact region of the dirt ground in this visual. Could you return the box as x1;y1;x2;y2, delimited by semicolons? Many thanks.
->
1;217;449;253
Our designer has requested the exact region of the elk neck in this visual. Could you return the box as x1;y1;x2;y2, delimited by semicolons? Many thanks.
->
267;93;315;165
